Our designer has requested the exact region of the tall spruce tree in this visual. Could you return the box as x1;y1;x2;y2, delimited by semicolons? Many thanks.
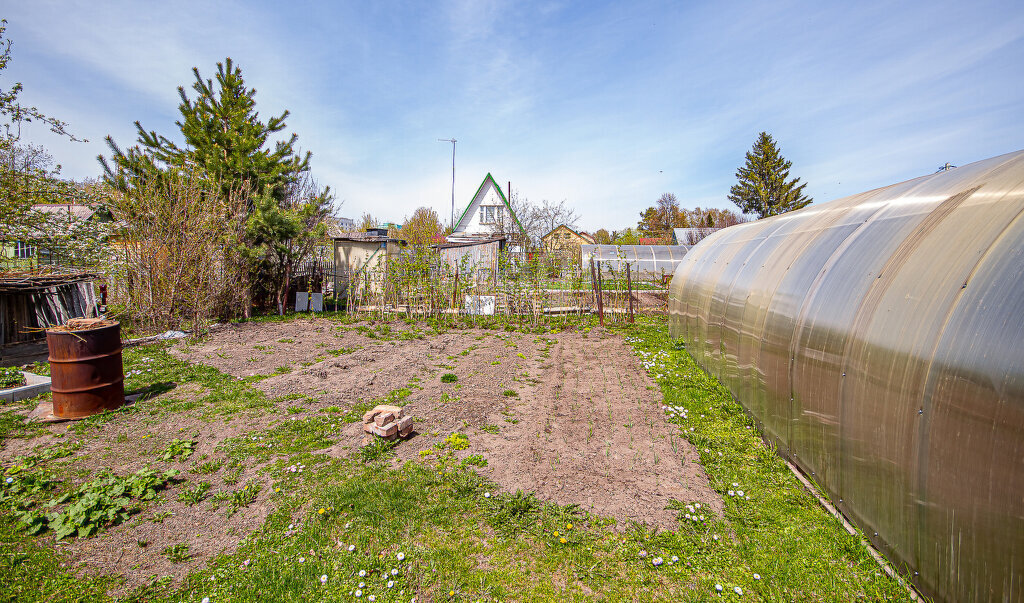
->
99;57;309;200
727;132;812;219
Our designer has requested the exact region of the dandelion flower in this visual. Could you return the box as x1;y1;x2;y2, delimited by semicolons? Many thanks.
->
553;531;559;537
396;552;405;561
449;591;455;597
560;537;567;544
566;522;573;529
320;575;328;584
734;586;743;595
318;508;326;514
714;584;723;592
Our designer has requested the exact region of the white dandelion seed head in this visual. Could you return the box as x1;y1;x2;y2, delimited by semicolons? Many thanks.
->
713;535;719;541
202;598;210;603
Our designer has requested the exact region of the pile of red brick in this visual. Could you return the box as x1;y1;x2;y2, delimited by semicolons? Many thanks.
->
362;405;413;441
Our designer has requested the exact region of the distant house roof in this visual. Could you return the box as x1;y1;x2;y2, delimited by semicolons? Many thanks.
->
32;204;98;221
542;224;595;244
638;237;669;245
331;231;405;245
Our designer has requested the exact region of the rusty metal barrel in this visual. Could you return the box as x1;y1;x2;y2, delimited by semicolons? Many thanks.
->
46;320;125;418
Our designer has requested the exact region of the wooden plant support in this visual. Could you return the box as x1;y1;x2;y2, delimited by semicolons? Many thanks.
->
590;258;604;327
626;263;635;324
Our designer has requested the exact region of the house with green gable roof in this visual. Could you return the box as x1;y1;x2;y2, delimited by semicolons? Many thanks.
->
447;173;525;245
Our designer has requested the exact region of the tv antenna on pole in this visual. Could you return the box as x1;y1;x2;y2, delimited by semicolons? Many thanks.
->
438;138;457;228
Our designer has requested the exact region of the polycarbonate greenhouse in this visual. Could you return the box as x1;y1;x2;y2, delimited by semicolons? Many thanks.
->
669;150;1024;603
580;245;690;278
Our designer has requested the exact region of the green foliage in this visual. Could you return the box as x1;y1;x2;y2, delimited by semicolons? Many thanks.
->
440;373;458;383
485;489;541;535
177;481;211;506
480;424;500;435
463;454;488;467
228;481;260;515
357;438;397;463
442;432;469;450
0;367;25;388
20;467;181;539
161;543;191;563
728;131;812;219
158;439;195;462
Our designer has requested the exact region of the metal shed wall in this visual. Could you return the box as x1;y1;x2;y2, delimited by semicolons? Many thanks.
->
668;150;1024;603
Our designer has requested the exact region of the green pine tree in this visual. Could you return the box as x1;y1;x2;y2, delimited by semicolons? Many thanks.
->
99;57;309;202
728;132;812;219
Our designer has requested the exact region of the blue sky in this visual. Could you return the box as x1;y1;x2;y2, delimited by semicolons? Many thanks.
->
5;0;1023;231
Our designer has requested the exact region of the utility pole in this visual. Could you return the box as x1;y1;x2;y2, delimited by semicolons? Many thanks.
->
438;138;457;229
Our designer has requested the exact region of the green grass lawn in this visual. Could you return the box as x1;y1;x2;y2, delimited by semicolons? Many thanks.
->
0;314;917;602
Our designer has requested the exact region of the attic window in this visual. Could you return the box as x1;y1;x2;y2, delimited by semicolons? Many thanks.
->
480;206;500;224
